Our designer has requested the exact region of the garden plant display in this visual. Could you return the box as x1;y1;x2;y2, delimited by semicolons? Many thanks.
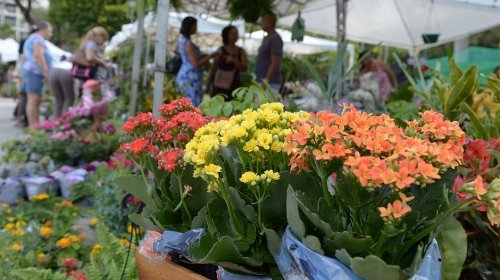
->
117;98;214;232
283;105;499;280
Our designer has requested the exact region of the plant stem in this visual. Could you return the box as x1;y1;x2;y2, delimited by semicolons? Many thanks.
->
394;198;473;263
178;174;192;225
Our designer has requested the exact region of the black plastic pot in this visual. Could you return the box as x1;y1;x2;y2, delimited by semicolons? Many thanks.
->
422;33;440;44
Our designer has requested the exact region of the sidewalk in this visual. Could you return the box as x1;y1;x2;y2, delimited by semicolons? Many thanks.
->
0;98;22;149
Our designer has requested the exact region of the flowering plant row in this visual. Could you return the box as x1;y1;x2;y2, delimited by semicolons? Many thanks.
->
120;98;499;279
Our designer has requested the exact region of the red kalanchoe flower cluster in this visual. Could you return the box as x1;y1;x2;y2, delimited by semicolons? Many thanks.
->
120;98;213;172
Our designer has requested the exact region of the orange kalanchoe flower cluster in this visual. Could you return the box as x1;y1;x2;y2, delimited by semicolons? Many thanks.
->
286;105;465;190
285;105;465;222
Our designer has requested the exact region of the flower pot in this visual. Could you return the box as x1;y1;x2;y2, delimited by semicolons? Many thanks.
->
422;33;440;44
59;176;84;198
21;176;55;197
0;178;23;205
135;248;210;280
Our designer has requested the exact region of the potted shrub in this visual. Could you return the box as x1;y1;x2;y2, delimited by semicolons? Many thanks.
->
226;0;273;23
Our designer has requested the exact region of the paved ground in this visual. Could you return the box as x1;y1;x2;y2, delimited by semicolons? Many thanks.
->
0;98;22;151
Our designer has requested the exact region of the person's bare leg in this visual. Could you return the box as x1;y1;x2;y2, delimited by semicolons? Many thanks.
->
27;94;42;128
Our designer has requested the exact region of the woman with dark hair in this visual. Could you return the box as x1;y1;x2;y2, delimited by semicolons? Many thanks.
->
22;21;53;127
207;25;248;100
176;16;220;106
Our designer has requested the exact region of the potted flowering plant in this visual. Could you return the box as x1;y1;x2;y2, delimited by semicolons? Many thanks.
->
281;106;500;279
183;103;310;276
117;98;214;232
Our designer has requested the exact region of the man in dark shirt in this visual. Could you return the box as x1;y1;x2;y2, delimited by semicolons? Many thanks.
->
255;13;283;96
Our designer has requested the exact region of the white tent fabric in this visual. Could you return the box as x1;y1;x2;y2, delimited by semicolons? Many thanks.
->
280;0;500;53
106;12;245;53
0;38;71;65
0;38;20;64
177;0;312;17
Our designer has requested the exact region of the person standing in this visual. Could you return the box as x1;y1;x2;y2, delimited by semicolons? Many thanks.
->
22;22;53;128
176;16;220;106
79;26;109;81
255;13;284;96
49;57;75;117
207;25;248;100
359;51;397;102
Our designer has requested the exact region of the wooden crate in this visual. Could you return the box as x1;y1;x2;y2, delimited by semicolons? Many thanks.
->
135;248;209;280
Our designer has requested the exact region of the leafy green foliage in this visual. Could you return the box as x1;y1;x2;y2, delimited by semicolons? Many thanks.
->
11;268;67;280
437;218;467;280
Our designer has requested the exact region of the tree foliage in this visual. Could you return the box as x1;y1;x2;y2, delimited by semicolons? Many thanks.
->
48;0;129;47
0;24;14;39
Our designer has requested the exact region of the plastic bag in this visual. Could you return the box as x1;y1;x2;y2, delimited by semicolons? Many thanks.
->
273;228;441;280
138;231;166;265
153;229;204;255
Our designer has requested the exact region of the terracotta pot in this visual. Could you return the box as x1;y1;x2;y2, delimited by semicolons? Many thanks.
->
135;248;209;280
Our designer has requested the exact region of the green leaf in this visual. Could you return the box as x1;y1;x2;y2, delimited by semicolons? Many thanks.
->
264;229;281;256
448;58;463;85
460;103;489;139
445;65;478;115
286;186;305;239
128;213;162;232
199;95;225;117
350;255;405;280
227;187;257;222
187;234;263;271
437;218;467;280
222;102;233;117
303;235;324;254
114;175;155;208
295;192;334;238
324;232;374;257
12;268;67;280
192;207;208;229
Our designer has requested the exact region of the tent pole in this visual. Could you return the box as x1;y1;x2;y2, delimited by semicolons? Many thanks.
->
128;0;145;115
336;0;347;99
142;30;152;89
152;0;170;118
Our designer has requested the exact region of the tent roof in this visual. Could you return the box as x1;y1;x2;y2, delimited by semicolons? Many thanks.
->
0;38;19;64
280;0;500;53
425;46;500;77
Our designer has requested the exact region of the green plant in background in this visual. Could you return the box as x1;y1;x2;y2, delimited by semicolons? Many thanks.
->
226;0;273;23
10;223;137;280
199;82;280;117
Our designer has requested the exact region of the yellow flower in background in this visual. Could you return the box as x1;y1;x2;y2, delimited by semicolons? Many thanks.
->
193;168;203;178
207;182;219;192
91;244;102;256
11;229;25;236
5;209;12;216
264;170;280;181
10;242;22;251
68;235;80;243
260;102;284;112
240;172;259;184
119;238;130;247
56;238;71;248
228;126;247;139
127;225;137;234
261;110;280;124
256;131;273;150
89;218;98;227
29;193;49;201
203;164;222;178
271;141;283;152
241;120;256;130
79;233;87;240
15;199;23;205
15;221;26;229
2;203;9;209
243;139;259;152
37;252;45;261
4;223;15;231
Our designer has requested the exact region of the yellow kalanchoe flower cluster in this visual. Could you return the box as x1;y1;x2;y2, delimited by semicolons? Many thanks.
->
29;193;49;201
240;170;280;186
184;103;309;184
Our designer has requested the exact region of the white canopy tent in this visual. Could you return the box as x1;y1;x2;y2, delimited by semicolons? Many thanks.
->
106;12;245;53
0;38;71;65
280;0;500;53
0;38;20;64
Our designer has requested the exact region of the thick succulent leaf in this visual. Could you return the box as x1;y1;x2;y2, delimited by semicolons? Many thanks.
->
303;235;324;254
437;218;467;280
286;186;306;239
128;213;163;232
114;175;156;208
350;255;405;280
324;232;374;257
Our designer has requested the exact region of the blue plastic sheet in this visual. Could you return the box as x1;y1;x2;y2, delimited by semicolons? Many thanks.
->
273;228;441;280
153;229;204;255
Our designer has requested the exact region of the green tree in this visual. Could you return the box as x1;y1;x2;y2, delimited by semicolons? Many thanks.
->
48;0;129;47
0;24;14;39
